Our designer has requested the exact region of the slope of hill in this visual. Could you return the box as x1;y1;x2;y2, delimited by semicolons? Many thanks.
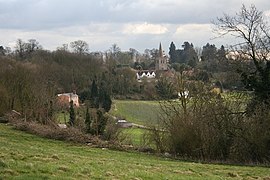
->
0;124;269;179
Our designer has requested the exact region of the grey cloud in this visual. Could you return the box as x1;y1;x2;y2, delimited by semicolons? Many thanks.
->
1;0;270;52
1;0;269;30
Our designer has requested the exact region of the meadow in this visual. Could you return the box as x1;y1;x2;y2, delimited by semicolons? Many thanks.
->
1;124;270;179
110;100;161;126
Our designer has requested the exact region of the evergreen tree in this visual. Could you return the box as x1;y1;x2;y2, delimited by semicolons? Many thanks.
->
85;106;91;133
155;77;175;99
98;82;112;112
201;43;218;72
96;109;108;135
102;92;112;112
169;42;177;63
69;100;75;126
181;42;199;67
90;79;99;108
217;45;229;72
201;43;217;62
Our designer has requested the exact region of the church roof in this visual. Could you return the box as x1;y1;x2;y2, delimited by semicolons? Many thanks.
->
159;42;163;57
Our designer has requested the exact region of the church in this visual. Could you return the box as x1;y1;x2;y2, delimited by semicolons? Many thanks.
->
136;43;168;81
155;43;168;71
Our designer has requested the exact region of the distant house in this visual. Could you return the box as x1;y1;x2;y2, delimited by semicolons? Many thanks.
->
57;92;79;107
136;70;156;81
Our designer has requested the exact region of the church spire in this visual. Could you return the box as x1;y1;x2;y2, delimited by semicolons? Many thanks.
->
159;42;163;57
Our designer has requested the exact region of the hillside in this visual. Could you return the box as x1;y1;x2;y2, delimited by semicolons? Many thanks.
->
1;124;269;179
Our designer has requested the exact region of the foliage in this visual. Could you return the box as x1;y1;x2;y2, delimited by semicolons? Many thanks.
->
98;81;112;112
155;77;175;99
169;42;199;68
152;73;270;163
69;101;75;126
96;109;108;135
85;107;91;133
102;116;122;141
169;41;177;63
90;79;99;108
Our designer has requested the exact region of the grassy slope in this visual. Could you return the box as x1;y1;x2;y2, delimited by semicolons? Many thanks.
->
110;100;160;125
1;124;270;179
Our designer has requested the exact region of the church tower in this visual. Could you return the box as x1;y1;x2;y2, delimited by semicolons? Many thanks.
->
155;43;168;71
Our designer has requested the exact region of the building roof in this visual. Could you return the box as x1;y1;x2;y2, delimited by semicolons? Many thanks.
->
137;70;155;76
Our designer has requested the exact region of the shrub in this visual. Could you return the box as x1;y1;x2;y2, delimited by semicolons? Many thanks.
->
150;75;270;163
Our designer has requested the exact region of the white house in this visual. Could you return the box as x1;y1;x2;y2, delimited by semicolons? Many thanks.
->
136;70;156;81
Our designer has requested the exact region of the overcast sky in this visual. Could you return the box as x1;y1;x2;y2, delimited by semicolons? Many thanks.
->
0;0;270;53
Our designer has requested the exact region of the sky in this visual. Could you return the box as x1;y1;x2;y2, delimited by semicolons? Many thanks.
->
0;0;270;53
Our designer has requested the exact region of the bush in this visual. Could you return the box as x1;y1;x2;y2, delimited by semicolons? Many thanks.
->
102;116;121;142
150;77;270;163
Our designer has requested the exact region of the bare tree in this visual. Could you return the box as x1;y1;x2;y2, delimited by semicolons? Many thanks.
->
15;39;27;58
26;39;42;53
15;39;42;59
213;4;270;108
109;43;120;58
57;44;69;51
0;46;5;56
70;40;89;55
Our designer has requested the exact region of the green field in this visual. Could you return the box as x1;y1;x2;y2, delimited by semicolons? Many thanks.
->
110;100;161;126
55;111;69;124
121;128;148;146
1;124;270;179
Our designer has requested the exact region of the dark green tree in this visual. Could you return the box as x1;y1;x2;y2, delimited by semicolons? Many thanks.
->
155;77;175;99
201;43;217;62
216;45;229;72
90;79;99;108
201;43;218;72
97;109;108;135
176;42;199;67
69;100;75;126
85;106;91;133
98;82;112;112
102;92;112;112
169;42;177;63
